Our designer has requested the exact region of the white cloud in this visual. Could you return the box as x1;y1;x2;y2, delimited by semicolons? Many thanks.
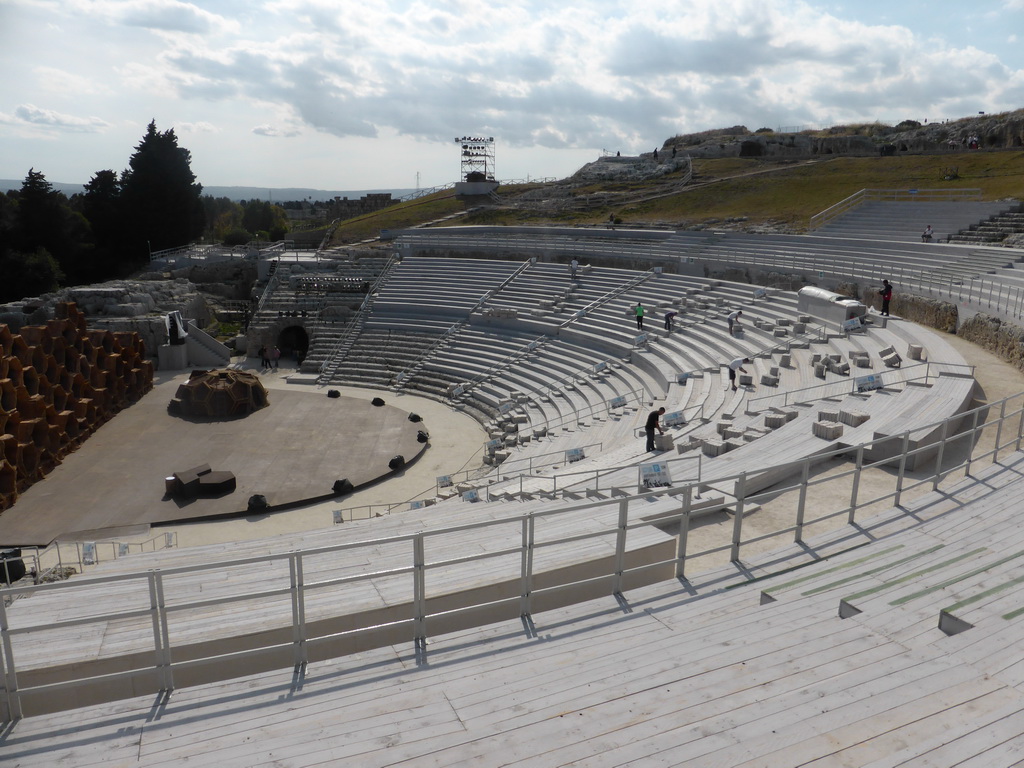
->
176;121;219;133
252;124;301;137
6;104;110;132
32;66;111;96
2;0;1022;188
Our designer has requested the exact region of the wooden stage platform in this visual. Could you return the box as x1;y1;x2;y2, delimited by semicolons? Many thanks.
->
0;380;428;546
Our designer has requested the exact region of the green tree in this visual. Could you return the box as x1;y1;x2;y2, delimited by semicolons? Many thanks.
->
241;199;289;240
78;169;123;280
13;169;92;284
119;120;205;265
0;247;65;302
201;195;244;240
0;191;65;301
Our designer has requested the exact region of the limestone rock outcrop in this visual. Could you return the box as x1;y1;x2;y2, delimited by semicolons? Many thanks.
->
957;314;1024;370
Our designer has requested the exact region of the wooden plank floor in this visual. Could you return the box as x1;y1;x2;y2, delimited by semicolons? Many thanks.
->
6;449;1024;765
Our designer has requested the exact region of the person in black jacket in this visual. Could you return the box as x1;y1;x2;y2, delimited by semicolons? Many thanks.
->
645;407;666;451
880;280;893;316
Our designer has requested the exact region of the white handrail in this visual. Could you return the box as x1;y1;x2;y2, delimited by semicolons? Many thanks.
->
5;389;1019;720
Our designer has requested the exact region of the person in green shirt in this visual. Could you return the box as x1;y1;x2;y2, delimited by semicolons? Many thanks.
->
634;303;645;330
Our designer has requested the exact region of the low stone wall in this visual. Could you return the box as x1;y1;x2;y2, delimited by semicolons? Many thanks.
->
856;287;958;333
957;314;1024;371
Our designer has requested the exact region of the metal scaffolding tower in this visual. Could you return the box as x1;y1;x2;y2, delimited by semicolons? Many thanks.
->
454;136;495;182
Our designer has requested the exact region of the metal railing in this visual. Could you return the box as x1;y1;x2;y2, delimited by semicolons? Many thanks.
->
436;441;606;493
315;252;401;385
4;388;1020;720
809;188;983;230
387;230;1024;323
747;360;976;411
6;532;178;594
533;383;648;436
487;450;704;499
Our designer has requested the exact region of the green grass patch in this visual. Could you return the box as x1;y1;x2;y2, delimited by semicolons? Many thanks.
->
329;151;1023;237
329;191;465;244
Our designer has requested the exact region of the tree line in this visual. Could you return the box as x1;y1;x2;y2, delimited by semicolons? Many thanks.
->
1;120;289;304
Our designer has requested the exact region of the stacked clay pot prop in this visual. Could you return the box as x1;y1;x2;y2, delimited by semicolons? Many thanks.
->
0;302;154;512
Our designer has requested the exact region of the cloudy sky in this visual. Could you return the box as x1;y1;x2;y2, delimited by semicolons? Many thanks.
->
1;0;1022;193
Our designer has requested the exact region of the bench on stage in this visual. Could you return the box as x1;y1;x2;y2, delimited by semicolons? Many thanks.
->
167;464;237;499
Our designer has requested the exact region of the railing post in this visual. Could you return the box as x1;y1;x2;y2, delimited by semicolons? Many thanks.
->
413;534;427;650
520;515;534;617
894;432;911;507
289;553;308;667
675;486;692;579
612;500;629;594
149;571;174;693
965;408;981;478
848;446;864;524
730;472;747;562
994;399;1007;462
794;460;810;541
932;419;950;491
1016;397;1024;452
0;594;22;721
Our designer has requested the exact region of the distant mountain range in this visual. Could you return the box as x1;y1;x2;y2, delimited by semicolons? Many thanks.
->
0;179;418;203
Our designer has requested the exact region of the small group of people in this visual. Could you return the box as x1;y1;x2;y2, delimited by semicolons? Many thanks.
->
633;303;744;336
258;345;281;370
643;355;753;450
633;303;682;332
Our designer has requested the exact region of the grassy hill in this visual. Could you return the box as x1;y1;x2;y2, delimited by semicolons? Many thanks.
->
328;150;1024;245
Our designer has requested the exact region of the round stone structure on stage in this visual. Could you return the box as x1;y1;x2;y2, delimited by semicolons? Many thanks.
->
168;369;269;419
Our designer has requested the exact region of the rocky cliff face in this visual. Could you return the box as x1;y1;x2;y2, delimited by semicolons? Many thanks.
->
957;313;1024;370
0;279;211;353
887;112;1024;152
658;109;1024;160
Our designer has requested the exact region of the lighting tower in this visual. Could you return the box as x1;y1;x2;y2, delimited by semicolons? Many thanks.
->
454;136;496;182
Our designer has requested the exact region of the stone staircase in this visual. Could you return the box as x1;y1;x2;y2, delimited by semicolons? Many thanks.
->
947;204;1024;246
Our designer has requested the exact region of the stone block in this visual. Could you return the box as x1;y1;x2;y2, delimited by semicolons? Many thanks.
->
773;328;787;337
769;366;779;376
811;353;822;364
779;354;791;367
760;374;779;386
839;409;870;427
739;374;753;386
814;363;826;379
764;413;787;429
907;344;924;360
817;408;841;422
792;323;806;334
701;438;728;457
813;420;844;440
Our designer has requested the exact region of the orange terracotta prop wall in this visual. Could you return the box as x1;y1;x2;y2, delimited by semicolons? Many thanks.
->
0;302;154;511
